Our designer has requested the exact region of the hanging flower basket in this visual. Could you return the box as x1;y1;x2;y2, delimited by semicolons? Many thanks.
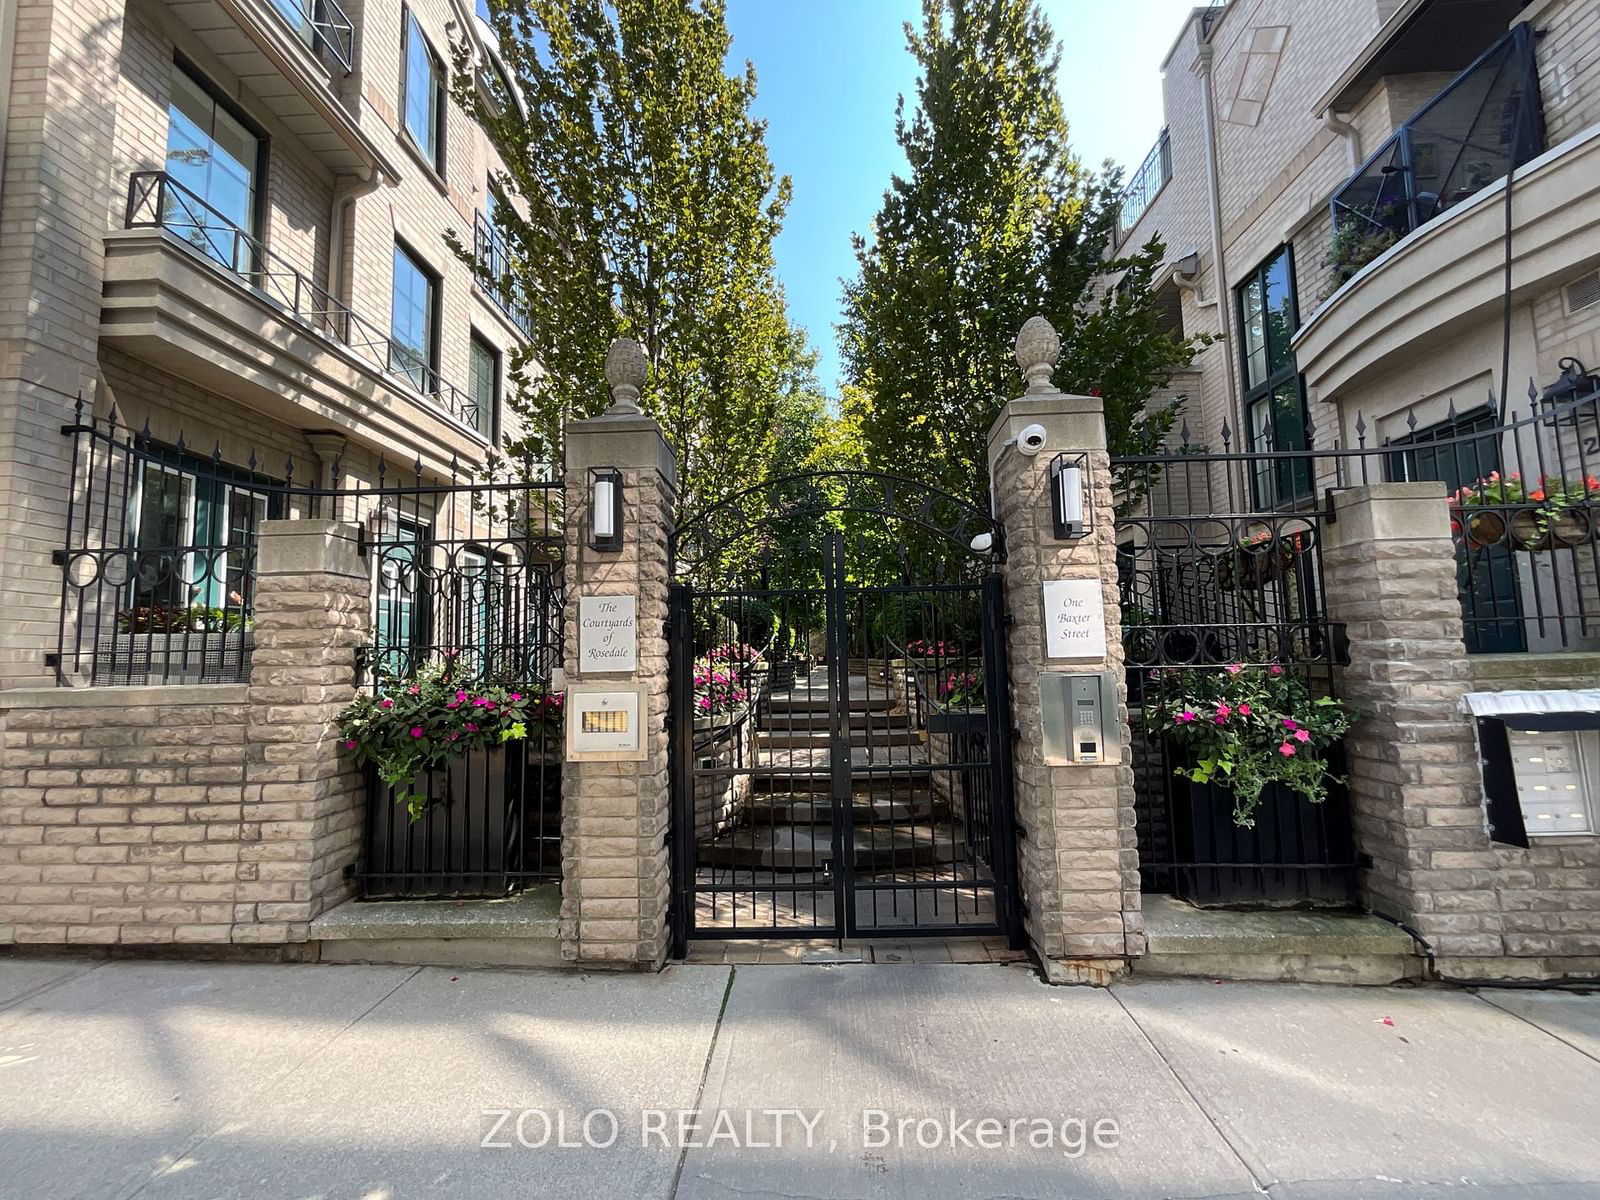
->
1451;472;1600;553
1216;531;1294;592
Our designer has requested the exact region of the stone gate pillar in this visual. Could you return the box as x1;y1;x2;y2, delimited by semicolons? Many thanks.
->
559;339;677;969
988;317;1142;984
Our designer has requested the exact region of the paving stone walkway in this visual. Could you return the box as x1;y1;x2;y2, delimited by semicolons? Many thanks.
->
2;957;1598;1199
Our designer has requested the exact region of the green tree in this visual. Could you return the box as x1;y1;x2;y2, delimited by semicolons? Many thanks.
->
451;0;803;518
839;0;1203;503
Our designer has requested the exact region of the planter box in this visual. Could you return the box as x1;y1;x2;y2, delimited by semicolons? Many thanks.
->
928;709;988;735
92;630;254;685
362;741;562;898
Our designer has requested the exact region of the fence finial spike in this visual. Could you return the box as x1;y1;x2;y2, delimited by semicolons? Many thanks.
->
174;430;186;453
449;451;459;483
1528;376;1539;402
212;440;223;464
330;456;342;487
1355;410;1367;443
1405;407;1417;432
413;454;424;482
1179;418;1191;449
377;455;388;486
1304;411;1317;448
1220;417;1232;447
73;392;84;421
284;456;294;486
246;448;258;472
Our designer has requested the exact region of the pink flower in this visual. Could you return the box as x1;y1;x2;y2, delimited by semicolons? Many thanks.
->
1225;663;1243;675
344;739;357;750
456;691;467;702
1283;718;1298;731
407;685;421;695
379;698;393;709
1175;710;1196;724
409;726;424;738
1215;704;1232;719
1237;704;1252;716
449;733;459;742
509;693;523;702
1295;728;1310;743
1268;664;1284;676
1279;743;1296;756
464;722;479;732
472;697;489;707
445;700;460;709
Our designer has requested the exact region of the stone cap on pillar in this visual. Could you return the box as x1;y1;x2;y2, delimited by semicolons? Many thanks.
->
1326;481;1453;548
256;519;365;578
565;337;677;493
987;317;1105;465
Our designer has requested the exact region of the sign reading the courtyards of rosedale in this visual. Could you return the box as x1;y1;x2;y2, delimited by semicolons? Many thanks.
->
1042;580;1107;660
579;595;639;674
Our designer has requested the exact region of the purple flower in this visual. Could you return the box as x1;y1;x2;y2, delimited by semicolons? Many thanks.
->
1283;718;1298;731
379;698;393;709
409;727;424;738
344;739;357;750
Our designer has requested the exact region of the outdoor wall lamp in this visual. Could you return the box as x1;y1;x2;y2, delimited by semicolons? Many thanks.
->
588;466;624;552
1050;452;1091;540
1537;357;1599;409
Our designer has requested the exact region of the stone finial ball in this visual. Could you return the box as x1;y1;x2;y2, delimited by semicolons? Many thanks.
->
604;336;649;408
1014;316;1060;389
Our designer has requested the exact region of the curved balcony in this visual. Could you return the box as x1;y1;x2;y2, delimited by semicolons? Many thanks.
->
1292;126;1600;399
101;172;489;473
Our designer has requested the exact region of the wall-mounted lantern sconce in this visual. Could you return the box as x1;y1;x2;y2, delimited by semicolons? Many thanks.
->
588;466;624;552
1050;452;1091;540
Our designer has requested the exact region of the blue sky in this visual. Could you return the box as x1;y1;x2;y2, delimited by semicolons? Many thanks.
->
723;0;1199;396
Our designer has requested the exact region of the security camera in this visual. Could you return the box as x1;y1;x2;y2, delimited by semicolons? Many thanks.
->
1016;424;1048;456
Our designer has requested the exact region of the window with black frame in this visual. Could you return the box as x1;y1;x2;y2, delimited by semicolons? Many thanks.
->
391;241;440;392
1236;246;1311;507
468;332;500;442
164;61;264;274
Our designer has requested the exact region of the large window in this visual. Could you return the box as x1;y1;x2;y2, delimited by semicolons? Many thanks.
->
165;61;263;271
391;241;439;391
1236;246;1309;505
402;10;444;171
468;332;500;441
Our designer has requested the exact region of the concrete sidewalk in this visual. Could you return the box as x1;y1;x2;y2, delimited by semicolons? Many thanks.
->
1;959;1598;1199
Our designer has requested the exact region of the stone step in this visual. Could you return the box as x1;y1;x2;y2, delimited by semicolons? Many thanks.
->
309;887;563;969
758;709;908;732
758;728;922;749
698;823;967;870
743;792;940;824
766;695;895;715
1134;896;1424;986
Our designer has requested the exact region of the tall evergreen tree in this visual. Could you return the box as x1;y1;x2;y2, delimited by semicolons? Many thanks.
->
452;0;801;518
839;0;1202;503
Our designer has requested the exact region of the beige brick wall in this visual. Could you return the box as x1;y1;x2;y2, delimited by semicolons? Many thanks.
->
1535;0;1600;145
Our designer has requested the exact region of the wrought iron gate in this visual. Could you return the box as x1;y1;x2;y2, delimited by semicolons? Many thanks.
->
666;473;1023;953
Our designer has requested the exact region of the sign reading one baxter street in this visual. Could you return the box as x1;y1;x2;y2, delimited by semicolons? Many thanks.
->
1042;579;1107;660
578;594;638;673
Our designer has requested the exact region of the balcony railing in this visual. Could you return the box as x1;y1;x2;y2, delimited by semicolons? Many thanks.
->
473;210;532;337
125;170;483;433
1118;129;1171;240
1326;23;1542;286
268;0;355;74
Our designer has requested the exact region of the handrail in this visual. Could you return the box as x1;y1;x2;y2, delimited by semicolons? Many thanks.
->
1118;129;1171;239
270;0;356;74
126;170;483;432
473;210;532;336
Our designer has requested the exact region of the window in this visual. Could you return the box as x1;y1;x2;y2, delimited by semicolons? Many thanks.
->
402;10;444;171
128;446;278;616
271;0;315;47
468;333;500;441
1236;246;1309;505
165;61;263;271
391;241;439;391
375;518;429;677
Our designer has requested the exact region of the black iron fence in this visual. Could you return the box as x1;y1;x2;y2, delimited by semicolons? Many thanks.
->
473;210;533;337
52;409;566;895
125;171;484;431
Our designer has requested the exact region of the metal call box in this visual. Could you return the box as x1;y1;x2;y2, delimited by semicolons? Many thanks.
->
565;683;649;761
1040;671;1120;765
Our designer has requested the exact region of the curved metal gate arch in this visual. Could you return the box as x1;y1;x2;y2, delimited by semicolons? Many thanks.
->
666;470;1024;955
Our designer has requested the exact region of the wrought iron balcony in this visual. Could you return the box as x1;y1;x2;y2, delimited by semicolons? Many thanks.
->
267;0;356;74
1326;23;1542;284
1117;129;1171;241
473;210;533;337
124;170;483;432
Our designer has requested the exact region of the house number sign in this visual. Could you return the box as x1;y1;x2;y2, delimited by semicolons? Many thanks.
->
1042;578;1107;660
579;594;638;674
